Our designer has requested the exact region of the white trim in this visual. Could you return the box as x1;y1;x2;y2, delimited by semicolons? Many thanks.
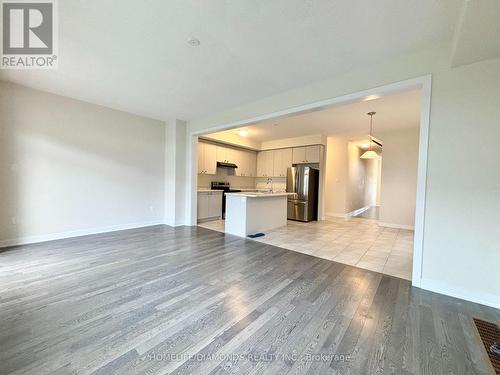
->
324;212;348;218
378;222;414;230
0;220;164;248
187;74;432;289
411;75;432;288
421;278;500;310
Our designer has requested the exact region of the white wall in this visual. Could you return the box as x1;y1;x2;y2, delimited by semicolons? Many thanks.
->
0;81;166;246
324;137;348;216
378;127;419;228
346;143;367;213
185;49;500;308
364;158;380;208
164;119;187;227
261;134;326;150
201;133;261;150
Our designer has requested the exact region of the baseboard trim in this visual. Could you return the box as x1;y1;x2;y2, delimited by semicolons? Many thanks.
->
324;212;347;218
420;278;500;310
0;220;165;248
378;222;414;230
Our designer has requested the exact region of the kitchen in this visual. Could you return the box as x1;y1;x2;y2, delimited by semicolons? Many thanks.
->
197;136;324;236
196;90;420;281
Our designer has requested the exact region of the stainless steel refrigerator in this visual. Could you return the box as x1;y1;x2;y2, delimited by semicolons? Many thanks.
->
286;166;319;222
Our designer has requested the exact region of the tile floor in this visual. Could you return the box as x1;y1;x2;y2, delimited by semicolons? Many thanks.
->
198;216;413;280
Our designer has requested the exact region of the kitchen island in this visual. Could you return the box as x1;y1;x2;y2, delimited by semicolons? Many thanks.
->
224;192;292;237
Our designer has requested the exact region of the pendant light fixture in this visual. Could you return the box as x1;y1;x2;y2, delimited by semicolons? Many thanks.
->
360;111;380;159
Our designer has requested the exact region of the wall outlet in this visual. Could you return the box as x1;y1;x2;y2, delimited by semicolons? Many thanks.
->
11;216;17;225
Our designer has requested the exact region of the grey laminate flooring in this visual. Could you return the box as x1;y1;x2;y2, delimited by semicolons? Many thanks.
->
0;225;497;375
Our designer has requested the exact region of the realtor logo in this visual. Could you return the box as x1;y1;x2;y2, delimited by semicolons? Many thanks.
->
1;0;58;69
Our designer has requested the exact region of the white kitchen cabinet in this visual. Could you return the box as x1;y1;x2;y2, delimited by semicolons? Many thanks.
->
292;145;320;164
198;142;217;174
305;145;320;163
292;147;307;164
234;149;245;176
216;145;238;164
273;148;292;177
197;191;223;221
197;192;209;219
247;151;257;177
208;192;222;217
257;150;274;177
235;149;257;177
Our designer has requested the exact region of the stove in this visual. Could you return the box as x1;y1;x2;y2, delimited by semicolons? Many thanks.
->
211;182;241;219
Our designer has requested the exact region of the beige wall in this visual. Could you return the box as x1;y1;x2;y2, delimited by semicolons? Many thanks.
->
325;137;380;216
346;143;367;213
186;50;500;307
0;82;166;245
364;158;380;208
197;168;256;190
379;127;420;228
324;137;348;216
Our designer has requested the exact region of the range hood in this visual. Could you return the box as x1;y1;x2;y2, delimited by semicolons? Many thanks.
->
217;161;238;169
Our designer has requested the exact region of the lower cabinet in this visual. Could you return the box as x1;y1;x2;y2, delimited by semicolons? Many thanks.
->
197;191;223;222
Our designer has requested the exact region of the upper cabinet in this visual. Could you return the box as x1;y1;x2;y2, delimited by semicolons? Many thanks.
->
216;145;235;163
199;141;322;177
305;146;321;163
292;147;306;164
292;145;320;164
198;141;257;177
257;150;274;177
273;148;293;177
198;142;217;174
235;149;257;177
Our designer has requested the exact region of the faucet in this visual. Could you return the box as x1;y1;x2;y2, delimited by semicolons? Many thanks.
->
266;178;273;192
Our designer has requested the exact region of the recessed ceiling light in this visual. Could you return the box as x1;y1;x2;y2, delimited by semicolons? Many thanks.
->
187;38;200;46
238;129;248;137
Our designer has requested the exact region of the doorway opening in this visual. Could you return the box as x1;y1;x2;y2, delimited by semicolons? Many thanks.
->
187;75;430;286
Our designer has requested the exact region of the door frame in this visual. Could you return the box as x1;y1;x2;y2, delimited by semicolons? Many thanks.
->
186;74;431;287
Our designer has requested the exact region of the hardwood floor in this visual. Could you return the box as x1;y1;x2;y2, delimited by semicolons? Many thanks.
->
0;225;497;375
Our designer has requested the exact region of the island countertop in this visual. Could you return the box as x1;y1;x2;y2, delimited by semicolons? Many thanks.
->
224;192;293;198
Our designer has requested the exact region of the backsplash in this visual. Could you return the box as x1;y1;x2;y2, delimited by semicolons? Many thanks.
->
255;177;287;192
197;168;287;191
197;168;256;189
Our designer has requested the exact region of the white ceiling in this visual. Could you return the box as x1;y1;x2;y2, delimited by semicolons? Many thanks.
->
451;0;500;67
220;89;421;142
0;0;461;121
